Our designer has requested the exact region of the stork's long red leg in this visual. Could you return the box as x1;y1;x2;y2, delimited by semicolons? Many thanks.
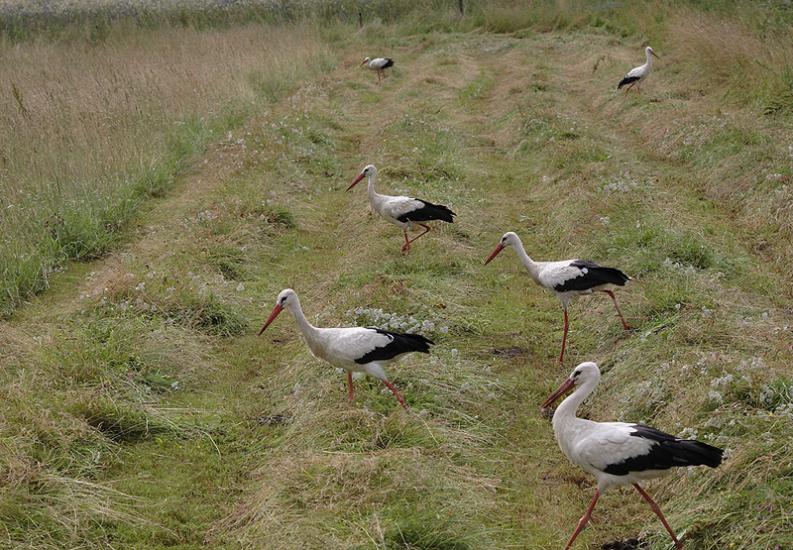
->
347;371;355;402
563;489;600;550
383;380;408;409
407;223;431;245
559;307;570;364
633;484;683;549
401;230;411;254
604;290;631;330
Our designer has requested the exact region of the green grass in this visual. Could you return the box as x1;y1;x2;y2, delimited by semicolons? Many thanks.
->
1;3;793;550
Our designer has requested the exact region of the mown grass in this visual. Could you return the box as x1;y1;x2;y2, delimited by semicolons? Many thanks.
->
1;2;793;549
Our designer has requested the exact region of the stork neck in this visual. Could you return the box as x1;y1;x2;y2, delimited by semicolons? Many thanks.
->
645;50;653;67
366;172;388;212
511;238;541;282
286;297;319;342
367;173;380;200
552;377;598;430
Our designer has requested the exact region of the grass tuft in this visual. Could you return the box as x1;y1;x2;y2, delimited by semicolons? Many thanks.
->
385;508;473;550
71;398;169;443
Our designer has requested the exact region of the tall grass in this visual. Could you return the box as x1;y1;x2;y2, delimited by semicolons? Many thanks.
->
0;22;331;316
0;0;459;39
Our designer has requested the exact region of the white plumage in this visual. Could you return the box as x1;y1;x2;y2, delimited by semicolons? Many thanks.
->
530;259;606;293
365;57;391;69
303;327;396;367
618;46;659;92
555;418;664;489
378;196;427;225
348;165;456;254
258;289;433;408
541;362;723;550
484;231;631;363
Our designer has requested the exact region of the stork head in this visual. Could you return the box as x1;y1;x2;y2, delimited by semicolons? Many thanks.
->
541;361;600;410
646;46;660;59
258;288;298;335
484;231;520;265
347;164;376;191
361;56;371;66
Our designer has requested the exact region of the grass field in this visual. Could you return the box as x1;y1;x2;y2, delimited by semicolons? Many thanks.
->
1;1;792;549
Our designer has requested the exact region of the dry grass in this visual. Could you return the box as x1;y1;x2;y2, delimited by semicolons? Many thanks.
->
667;8;793;109
0;21;331;316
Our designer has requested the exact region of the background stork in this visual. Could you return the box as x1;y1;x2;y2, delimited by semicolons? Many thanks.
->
541;362;724;549
484;232;631;364
618;46;660;92
362;56;394;83
348;164;456;254
258;289;432;409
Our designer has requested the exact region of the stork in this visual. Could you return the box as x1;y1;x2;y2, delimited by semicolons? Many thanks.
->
362;57;394;84
348;164;456;254
618;46;660;92
541;362;724;549
258;289;432;409
484;232;631;364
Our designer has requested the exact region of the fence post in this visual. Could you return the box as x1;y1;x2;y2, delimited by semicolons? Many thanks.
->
458;0;464;15
358;11;363;27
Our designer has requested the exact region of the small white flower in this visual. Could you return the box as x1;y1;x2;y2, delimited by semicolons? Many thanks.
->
707;390;723;404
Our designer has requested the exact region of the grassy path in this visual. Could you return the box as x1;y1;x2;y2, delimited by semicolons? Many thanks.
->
1;28;791;550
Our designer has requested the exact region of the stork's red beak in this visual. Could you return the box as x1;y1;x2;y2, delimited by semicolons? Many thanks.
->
540;377;576;411
484;243;505;265
258;304;284;335
347;172;365;191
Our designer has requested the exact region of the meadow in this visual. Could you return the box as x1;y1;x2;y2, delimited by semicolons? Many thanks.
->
0;1;791;548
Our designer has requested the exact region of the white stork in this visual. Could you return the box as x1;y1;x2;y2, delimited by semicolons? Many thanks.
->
484;232;631;364
541;362;724;549
348;164;456;254
258;289;433;409
618;46;660;92
362;57;394;84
